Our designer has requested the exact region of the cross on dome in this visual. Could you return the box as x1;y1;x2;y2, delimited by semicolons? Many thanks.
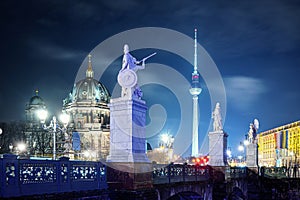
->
86;54;94;78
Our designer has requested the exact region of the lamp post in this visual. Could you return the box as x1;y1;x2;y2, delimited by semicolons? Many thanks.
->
243;135;250;164
37;109;70;160
226;147;232;166
0;128;2;151
17;143;26;155
238;142;245;166
9;143;13;153
60;113;71;156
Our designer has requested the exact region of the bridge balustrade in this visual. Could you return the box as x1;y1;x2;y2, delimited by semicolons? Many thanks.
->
261;166;300;178
0;154;107;198
152;163;210;185
225;167;247;179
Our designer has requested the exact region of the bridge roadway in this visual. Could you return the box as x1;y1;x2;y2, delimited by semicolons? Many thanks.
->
1;154;300;199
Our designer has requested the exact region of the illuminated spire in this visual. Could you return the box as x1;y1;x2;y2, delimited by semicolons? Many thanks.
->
190;28;201;92
35;89;39;96
86;54;94;78
190;28;202;157
194;28;198;73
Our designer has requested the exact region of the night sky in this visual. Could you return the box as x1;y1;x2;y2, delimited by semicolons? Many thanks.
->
0;0;299;156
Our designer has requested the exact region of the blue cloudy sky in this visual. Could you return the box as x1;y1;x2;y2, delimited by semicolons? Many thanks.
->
0;0;299;156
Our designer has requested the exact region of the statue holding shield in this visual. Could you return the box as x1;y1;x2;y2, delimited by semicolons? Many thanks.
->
118;44;156;99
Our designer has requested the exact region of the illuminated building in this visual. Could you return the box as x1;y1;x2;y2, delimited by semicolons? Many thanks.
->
258;120;300;167
25;90;52;156
147;133;175;164
63;54;110;160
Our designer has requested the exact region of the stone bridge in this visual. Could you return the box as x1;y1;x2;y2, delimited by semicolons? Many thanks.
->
1;154;300;199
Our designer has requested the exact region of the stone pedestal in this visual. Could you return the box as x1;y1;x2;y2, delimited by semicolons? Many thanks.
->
106;97;152;189
106;97;150;164
246;143;258;167
208;130;228;166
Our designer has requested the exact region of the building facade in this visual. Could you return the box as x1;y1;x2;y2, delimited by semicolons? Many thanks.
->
24;90;53;156
62;55;110;160
258;120;300;167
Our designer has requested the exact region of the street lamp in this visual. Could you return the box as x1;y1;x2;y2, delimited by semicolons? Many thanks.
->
9;143;13;153
17;143;26;155
37;109;70;160
238;155;243;165
238;142;244;152
161;134;169;147
244;139;250;146
238;142;245;166
226;148;232;158
226;147;232;166
60;113;70;127
0;128;2;150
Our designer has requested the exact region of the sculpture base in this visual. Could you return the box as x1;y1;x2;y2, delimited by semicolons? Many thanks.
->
107;97;150;164
107;162;153;190
208;130;228;166
107;152;150;163
246;143;258;167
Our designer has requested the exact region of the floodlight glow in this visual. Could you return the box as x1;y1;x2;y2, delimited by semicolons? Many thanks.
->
84;150;90;157
59;112;70;125
238;145;244;152
161;134;169;144
37;109;48;123
244;140;250;146
226;149;232;157
17;143;26;152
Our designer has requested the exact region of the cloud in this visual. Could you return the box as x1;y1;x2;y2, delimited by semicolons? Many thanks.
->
101;0;140;11
224;76;267;111
169;1;300;57
28;39;85;60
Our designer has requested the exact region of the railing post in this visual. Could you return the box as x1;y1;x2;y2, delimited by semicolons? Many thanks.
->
97;161;107;189
183;162;186;182
195;165;198;182
168;163;171;184
0;154;19;198
261;166;265;178
59;156;71;193
0;156;2;197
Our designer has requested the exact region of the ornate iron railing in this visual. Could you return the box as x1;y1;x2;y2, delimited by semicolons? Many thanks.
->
0;155;213;198
225;167;248;179
0;154;107;198
261;166;300;178
152;163;211;184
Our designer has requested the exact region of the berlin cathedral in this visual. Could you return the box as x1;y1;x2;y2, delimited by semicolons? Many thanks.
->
25;55;111;160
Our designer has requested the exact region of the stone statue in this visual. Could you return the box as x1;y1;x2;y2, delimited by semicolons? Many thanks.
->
212;102;223;131
121;44;145;72
248;123;254;143
248;119;259;144
118;44;156;99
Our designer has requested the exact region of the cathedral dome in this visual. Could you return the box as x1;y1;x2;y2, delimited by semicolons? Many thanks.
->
71;77;110;103
63;54;110;105
29;91;46;106
25;90;47;123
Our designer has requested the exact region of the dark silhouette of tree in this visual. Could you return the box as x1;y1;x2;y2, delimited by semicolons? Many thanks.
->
0;121;26;154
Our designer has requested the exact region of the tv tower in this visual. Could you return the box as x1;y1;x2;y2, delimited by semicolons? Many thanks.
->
189;29;202;157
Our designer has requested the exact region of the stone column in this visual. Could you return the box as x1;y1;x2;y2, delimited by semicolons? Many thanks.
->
246;143;258;168
208;130;228;166
107;98;149;163
106;97;152;189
